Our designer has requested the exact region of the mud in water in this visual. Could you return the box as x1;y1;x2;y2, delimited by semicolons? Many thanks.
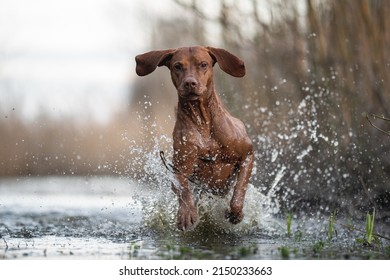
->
0;176;389;259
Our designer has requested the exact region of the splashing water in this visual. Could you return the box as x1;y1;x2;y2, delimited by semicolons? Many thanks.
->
123;93;324;237
124;90;389;242
125;123;287;237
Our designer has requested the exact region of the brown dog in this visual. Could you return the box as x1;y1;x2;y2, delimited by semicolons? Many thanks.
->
135;46;254;231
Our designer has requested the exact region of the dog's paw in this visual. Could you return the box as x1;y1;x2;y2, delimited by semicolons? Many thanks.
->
225;209;244;224
177;203;199;231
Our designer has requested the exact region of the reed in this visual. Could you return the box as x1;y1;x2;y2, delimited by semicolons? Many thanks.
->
365;208;376;245
328;210;336;241
286;211;293;238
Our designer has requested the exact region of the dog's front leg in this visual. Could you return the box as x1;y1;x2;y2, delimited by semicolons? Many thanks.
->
172;174;199;231
225;152;254;224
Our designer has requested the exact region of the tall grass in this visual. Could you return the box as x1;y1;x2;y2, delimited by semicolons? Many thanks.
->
0;113;137;177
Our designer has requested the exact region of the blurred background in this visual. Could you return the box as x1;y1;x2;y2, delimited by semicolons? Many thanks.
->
0;0;389;216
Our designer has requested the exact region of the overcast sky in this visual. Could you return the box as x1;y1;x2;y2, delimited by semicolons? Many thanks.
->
0;0;173;123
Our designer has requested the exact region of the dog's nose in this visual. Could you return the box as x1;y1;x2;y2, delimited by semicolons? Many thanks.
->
184;77;198;90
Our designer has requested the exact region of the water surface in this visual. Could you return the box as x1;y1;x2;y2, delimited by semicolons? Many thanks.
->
0;176;389;259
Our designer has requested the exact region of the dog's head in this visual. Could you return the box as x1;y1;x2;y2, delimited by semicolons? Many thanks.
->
135;46;245;101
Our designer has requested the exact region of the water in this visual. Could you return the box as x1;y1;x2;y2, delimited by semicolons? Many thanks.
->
1;176;389;259
0;176;142;259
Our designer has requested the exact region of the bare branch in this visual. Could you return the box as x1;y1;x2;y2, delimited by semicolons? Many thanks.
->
366;113;390;136
173;0;219;21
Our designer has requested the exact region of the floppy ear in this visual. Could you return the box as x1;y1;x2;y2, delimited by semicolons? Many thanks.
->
135;49;176;76
207;47;245;77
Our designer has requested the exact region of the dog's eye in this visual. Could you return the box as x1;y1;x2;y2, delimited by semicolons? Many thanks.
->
200;62;208;70
173;63;183;71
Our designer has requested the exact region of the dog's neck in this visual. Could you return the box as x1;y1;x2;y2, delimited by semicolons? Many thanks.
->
177;89;220;131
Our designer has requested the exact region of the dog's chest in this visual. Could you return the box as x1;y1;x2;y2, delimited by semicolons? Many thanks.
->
180;128;234;163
